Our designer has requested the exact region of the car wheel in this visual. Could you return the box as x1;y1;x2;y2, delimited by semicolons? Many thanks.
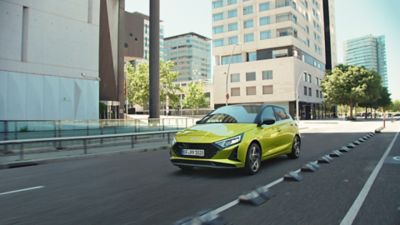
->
178;165;194;171
288;135;301;159
245;143;261;175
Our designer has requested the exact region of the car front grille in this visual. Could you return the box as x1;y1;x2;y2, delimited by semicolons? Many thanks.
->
172;143;221;159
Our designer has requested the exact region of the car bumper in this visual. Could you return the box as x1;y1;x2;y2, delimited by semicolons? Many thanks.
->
170;157;243;169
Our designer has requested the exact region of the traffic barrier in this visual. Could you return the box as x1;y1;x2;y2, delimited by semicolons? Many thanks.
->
301;162;320;172
353;140;361;145
347;143;356;149
284;171;303;181
173;210;226;225
339;146;350;152
329;150;343;157
318;155;333;163
239;188;272;206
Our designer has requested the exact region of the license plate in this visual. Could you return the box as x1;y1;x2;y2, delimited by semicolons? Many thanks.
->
182;149;205;157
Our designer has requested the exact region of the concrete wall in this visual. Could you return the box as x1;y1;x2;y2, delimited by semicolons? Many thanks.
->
0;0;100;120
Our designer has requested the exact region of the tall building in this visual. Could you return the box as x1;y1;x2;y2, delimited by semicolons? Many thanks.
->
164;32;212;81
123;11;164;62
164;32;214;110
212;0;336;119
344;35;388;87
0;0;101;120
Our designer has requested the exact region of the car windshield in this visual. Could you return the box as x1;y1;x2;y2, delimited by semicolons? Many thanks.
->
198;105;261;124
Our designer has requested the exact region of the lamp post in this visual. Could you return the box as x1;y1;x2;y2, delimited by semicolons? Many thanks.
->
296;71;307;122
225;43;242;106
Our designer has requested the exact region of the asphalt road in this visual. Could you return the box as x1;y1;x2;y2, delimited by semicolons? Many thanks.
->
0;130;399;225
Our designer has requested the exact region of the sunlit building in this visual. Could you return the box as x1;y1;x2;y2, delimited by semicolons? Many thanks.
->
211;0;337;119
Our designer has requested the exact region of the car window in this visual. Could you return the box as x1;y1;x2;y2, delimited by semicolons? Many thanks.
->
261;107;275;121
199;105;261;124
274;107;290;121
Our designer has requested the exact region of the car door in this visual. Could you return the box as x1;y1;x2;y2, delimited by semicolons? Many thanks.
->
273;106;294;152
258;106;281;159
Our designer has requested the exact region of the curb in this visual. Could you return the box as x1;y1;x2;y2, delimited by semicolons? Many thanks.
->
374;126;385;133
0;145;170;169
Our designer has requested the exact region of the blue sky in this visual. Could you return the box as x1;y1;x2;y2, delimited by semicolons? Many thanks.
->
126;0;400;100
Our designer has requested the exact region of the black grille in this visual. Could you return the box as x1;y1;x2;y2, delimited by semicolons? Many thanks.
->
172;143;221;159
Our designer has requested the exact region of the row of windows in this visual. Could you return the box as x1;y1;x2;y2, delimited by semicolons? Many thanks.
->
230;71;273;83
303;86;323;98
231;85;274;97
213;0;270;12
213;30;272;46
212;17;271;34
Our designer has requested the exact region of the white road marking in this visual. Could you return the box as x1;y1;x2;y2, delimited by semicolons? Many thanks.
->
0;186;45;196
340;129;400;225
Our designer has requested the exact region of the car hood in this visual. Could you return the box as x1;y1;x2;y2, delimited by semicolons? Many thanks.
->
176;123;256;143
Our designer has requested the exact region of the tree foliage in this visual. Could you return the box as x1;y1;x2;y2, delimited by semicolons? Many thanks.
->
321;64;384;119
392;100;400;112
183;81;207;112
125;61;181;110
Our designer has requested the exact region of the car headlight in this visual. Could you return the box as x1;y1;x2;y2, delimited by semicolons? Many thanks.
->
214;134;243;149
171;137;176;146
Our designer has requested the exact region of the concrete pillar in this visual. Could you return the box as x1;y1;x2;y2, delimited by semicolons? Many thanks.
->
149;0;160;119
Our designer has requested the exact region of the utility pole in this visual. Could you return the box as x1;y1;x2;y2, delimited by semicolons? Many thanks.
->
149;0;160;119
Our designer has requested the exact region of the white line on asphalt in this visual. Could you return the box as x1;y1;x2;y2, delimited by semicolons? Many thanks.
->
213;174;290;215
0;186;45;196
340;129;400;225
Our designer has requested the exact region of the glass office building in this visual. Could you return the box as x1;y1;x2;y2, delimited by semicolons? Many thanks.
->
344;35;388;87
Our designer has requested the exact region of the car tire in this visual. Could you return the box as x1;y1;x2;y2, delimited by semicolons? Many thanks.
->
178;165;194;171
245;142;262;175
287;135;301;159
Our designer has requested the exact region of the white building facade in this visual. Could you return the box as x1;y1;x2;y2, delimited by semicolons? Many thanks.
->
212;0;336;119
0;0;100;120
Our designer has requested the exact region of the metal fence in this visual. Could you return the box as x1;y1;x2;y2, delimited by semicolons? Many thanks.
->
0;118;199;141
0;130;179;162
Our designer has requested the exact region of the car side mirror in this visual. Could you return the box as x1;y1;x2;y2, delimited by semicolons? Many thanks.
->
258;118;276;126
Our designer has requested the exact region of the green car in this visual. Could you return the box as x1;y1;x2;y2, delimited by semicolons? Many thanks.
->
170;104;301;175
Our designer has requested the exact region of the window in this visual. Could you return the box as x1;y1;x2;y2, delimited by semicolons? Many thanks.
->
212;12;224;21
228;36;238;45
231;87;240;96
244;33;254;42
262;70;273;80
276;13;291;23
244;19;254;29
243;5;253;15
228;9;238;18
246;72;256;81
320;90;323;98
213;39;224;47
259;2;270;11
261;107;275;120
292;15;298;24
212;0;223;8
272;49;288;58
263;85;273;94
308;74;312;83
304;86;307;95
231;73;240;82
259;16;270;26
246;86;257;95
221;54;242;64
260;30;271;40
212;25;224;34
308;87;312;96
228;23;238;31
124;43;128;48
248;52;257;61
227;0;237;5
274;107;290;120
316;90;319;98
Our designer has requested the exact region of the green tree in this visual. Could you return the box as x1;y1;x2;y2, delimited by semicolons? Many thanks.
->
183;81;207;114
125;62;149;109
160;61;181;114
392;100;400;112
125;61;181;112
321;65;381;119
372;87;392;110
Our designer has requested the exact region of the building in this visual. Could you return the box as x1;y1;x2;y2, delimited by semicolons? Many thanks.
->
164;32;214;111
344;35;388;87
0;0;101;120
165;32;212;81
212;0;336;119
123;11;164;63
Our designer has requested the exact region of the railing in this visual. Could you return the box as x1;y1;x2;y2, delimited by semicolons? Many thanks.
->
0;130;180;161
0;118;199;141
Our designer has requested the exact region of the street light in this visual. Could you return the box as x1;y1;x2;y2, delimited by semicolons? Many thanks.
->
296;71;307;122
225;43;242;106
